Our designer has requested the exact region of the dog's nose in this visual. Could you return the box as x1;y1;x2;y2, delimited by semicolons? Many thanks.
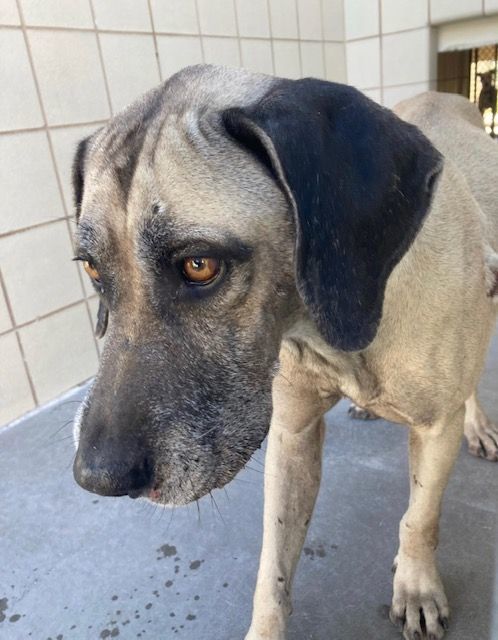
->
73;449;153;498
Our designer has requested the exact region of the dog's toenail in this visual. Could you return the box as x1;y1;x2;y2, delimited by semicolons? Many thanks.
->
441;617;449;630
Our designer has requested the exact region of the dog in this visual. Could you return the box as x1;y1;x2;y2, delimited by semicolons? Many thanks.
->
71;65;498;640
478;71;497;116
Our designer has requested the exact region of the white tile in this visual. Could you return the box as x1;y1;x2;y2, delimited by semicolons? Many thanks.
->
300;41;324;78
0;283;12;334
383;81;431;109
322;0;344;41
92;0;151;31
268;0;298;39
150;0;198;34
345;0;379;40
197;0;237;36
382;28;435;87
100;34;160;113
156;35;203;79
381;0;428;33
485;0;498;12
21;0;93;28
362;87;382;104
203;37;241;67
240;39;273;75
28;30;110;125
49;124;100;213
0;0;20;25
297;0;322;40
430;0;483;23
0;333;34;425
273;40;301;79
0;29;43;131
346;37;380;88
0;221;83;325
324;42;346;82
0;131;64;235
235;0;270;37
20;303;98;403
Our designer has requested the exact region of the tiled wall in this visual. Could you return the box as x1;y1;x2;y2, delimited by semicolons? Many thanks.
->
0;0;346;425
344;0;498;108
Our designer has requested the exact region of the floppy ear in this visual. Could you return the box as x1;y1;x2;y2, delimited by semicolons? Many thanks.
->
72;136;109;339
222;79;442;351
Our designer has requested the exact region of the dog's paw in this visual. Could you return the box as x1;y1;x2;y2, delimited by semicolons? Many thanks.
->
390;556;449;640
347;403;379;421
465;411;498;462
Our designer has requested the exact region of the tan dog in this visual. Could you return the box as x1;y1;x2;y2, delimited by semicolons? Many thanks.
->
72;66;498;640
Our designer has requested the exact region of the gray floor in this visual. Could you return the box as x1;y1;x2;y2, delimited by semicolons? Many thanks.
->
1;337;497;640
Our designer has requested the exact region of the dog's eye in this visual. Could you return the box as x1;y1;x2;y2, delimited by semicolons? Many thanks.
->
182;257;220;285
83;260;101;283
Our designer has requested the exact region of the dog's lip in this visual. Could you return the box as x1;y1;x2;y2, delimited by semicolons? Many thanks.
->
148;488;162;502
127;487;162;501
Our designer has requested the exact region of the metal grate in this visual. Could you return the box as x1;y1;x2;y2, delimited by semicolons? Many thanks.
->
469;45;498;137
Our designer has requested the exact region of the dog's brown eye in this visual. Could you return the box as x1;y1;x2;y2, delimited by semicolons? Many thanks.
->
83;260;100;282
182;257;220;284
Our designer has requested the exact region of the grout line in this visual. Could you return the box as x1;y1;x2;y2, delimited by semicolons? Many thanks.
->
342;0;347;44
319;0;327;80
232;0;244;68
0;216;69;240
146;0;164;80
88;0;114;117
0;267;39;405
294;0;303;76
0;22;345;43
0;118;109;137
265;0;276;74
382;77;438;89
347;24;433;43
378;0;384;104
0;298;94;337
193;0;206;64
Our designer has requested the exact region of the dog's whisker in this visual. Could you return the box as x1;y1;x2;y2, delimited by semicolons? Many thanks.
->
48;419;75;440
209;491;225;526
193;425;218;441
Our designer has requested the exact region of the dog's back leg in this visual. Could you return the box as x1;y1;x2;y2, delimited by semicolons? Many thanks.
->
390;406;464;640
245;342;339;640
464;392;498;461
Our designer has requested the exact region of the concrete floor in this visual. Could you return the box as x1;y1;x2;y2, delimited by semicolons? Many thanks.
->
1;336;497;640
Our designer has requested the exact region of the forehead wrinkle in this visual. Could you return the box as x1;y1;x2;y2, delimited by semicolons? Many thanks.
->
137;211;250;260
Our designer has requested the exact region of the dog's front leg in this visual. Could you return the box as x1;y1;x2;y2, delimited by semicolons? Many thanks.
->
246;346;339;640
391;407;464;640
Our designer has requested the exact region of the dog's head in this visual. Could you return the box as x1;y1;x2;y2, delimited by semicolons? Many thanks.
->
72;65;441;504
479;71;495;90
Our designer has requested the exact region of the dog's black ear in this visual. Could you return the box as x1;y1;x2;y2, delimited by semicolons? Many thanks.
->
95;302;109;339
222;79;442;351
72;136;91;222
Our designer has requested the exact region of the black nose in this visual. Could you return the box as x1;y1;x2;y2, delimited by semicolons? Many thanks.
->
73;449;153;498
